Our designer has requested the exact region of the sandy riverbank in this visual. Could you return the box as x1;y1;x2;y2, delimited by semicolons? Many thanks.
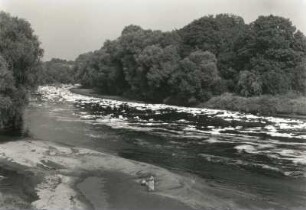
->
0;139;252;210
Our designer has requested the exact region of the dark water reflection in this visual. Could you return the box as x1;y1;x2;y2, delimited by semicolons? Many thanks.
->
22;93;306;210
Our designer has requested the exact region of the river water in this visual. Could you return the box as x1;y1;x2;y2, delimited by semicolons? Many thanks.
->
20;85;306;209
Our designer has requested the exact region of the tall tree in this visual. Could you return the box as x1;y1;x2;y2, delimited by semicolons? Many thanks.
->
136;44;181;101
180;14;247;84
118;25;164;95
236;15;306;95
168;50;220;104
0;12;43;131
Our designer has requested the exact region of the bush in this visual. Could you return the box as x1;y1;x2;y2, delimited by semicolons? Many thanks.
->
202;93;306;115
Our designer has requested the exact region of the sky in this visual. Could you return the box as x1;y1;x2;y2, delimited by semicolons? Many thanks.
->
1;0;306;61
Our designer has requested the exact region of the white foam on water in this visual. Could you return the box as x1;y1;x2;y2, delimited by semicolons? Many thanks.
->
36;86;301;123
36;85;306;171
37;85;306;139
235;145;258;154
257;144;275;149
86;133;102;138
206;137;223;143
198;153;283;174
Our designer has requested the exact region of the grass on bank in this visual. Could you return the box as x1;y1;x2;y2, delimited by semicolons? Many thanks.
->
201;92;306;116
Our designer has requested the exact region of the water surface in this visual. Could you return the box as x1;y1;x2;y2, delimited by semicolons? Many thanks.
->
21;85;306;210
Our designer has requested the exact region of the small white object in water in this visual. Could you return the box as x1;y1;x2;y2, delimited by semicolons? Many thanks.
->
140;179;146;186
49;151;57;156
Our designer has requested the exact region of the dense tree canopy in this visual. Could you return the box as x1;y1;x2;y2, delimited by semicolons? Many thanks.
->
40;58;75;84
236;15;306;95
0;12;43;132
168;50;220;104
74;14;306;105
1;11;305;128
180;14;247;83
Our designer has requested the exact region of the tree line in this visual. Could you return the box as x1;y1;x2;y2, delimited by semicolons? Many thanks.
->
1;12;306;131
39;58;75;84
72;14;306;105
0;12;42;132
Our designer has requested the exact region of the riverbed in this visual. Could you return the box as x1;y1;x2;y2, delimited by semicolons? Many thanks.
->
0;84;305;210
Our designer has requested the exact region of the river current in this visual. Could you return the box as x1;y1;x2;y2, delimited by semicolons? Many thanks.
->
21;85;306;210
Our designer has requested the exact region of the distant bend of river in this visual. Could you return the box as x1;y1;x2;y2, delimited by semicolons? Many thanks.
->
20;85;306;210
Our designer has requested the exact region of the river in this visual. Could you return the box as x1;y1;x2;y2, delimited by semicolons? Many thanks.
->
0;85;306;210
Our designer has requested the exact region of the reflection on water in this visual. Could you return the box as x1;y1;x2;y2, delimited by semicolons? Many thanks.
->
22;85;306;209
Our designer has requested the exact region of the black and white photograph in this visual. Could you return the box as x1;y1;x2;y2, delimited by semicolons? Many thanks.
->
0;0;306;209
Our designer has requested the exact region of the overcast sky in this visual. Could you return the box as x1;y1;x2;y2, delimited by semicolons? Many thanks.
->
1;0;306;61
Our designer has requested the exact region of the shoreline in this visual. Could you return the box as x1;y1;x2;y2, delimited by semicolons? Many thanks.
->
0;139;213;210
70;87;306;118
202;93;306;117
0;138;267;210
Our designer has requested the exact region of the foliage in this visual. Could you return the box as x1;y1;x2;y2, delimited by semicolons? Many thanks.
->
0;56;15;129
180;14;247;82
40;58;75;84
237;70;262;97
292;57;306;94
136;44;181;101
0;12;43;90
168;51;220;104
0;12;43;131
2;11;306;130
236;15;306;95
203;92;306;116
74;14;306;105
